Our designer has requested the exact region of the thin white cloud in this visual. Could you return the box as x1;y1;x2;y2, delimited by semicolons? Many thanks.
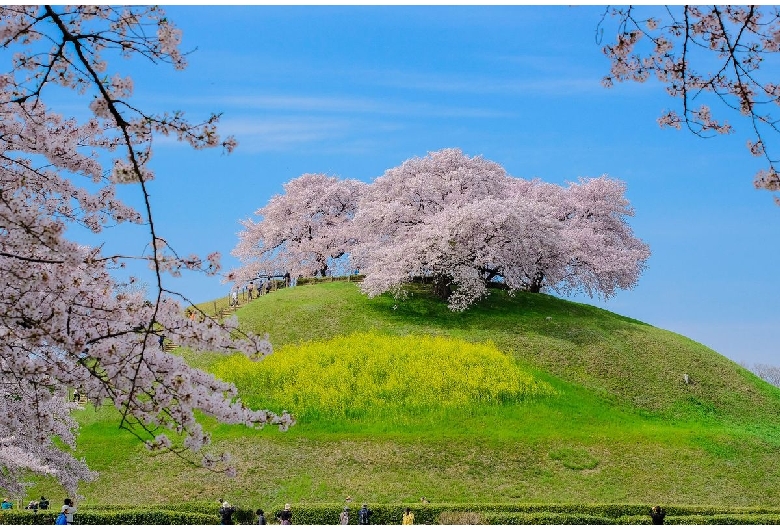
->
217;116;353;152
147;92;515;120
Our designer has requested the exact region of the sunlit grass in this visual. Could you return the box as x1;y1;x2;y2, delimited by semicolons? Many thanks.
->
53;281;780;507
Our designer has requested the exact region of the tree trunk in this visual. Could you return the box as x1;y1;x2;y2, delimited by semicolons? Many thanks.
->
432;275;452;300
528;271;544;293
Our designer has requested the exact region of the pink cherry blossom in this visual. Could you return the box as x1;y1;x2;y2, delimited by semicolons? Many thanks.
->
0;6;292;497
237;149;650;312
599;6;780;199
353;150;649;310
231;173;366;283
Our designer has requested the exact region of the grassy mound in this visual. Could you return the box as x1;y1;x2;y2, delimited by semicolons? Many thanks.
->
35;281;780;508
219;281;780;424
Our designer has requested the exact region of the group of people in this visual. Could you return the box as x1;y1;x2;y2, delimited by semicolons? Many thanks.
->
233;279;269;306
2;494;667;525
230;273;298;307
2;496;52;514
2;496;74;524
217;501;665;525
338;504;414;525
24;496;50;512
338;503;379;525
218;500;414;525
217;500;288;525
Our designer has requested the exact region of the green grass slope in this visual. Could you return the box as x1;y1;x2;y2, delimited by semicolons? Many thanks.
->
227;282;780;424
61;282;780;509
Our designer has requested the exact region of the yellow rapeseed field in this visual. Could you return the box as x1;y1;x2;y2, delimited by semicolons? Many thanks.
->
212;332;556;420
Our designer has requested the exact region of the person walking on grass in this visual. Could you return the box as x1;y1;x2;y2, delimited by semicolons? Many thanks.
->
402;507;414;525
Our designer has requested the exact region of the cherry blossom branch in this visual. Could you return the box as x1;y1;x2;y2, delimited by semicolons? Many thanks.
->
0;5;291;498
600;5;780;201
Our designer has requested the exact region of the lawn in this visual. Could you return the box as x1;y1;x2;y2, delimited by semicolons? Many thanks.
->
28;281;780;511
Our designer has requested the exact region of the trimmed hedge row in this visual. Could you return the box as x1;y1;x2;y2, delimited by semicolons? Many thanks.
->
486;512;780;525
0;509;218;525
486;512;621;525
4;502;780;525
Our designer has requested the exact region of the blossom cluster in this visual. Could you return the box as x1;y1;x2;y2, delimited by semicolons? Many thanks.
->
231;173;366;283
232;148;650;311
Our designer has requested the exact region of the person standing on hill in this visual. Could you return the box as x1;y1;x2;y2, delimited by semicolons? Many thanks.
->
402;507;414;525
339;506;350;525
256;509;266;525
358;503;372;525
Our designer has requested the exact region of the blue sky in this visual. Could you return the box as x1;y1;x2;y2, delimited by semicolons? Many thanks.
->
90;6;779;365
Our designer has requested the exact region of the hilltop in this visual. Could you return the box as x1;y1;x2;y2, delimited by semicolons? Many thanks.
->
61;281;780;507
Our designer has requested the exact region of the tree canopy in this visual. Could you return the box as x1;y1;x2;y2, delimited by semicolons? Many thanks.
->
231;173;365;283
233;149;650;311
0;5;291;497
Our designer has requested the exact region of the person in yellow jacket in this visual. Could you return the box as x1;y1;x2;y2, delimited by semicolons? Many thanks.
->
402;507;414;525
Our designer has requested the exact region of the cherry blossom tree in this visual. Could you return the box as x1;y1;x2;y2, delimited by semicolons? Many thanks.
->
353;149;650;311
230;173;365;283
599;6;780;202
554;177;652;298
352;148;513;304
0;6;292;497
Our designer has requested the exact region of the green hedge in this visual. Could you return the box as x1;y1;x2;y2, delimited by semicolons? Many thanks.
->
486;511;619;524
0;509;217;525
80;501;258;523
3;502;780;525
485;511;780;525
